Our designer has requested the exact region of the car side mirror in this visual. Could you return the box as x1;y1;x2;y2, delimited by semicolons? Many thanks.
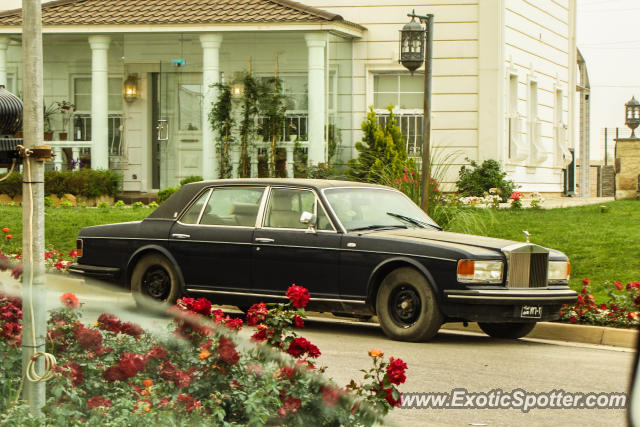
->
300;211;317;234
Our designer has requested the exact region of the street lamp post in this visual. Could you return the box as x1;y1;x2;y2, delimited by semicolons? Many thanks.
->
399;11;434;213
625;96;640;138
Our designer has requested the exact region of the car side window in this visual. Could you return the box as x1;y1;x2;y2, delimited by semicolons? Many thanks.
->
265;188;333;231
180;189;211;224
197;187;264;227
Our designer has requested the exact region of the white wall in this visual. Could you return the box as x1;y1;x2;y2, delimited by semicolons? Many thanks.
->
502;0;571;193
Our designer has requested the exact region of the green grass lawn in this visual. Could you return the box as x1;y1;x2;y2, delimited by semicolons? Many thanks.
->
446;199;640;301
1;200;638;303
0;206;151;255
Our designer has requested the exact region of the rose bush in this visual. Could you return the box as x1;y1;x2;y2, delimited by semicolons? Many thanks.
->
0;284;407;425
560;278;640;328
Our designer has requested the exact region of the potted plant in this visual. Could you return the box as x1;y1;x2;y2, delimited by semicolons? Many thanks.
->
55;100;75;141
43;102;59;141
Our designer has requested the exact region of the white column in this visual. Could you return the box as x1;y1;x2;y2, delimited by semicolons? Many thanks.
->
88;35;111;170
305;33;327;166
230;145;240;178
0;36;8;88
200;33;223;180
250;146;259;178
285;141;294;178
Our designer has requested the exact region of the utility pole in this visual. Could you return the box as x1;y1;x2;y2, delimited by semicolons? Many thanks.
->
21;0;47;415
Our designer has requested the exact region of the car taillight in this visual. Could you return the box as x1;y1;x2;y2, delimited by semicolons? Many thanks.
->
76;239;83;258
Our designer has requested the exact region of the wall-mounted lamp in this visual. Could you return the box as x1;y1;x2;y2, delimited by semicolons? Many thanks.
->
123;73;139;103
232;83;244;98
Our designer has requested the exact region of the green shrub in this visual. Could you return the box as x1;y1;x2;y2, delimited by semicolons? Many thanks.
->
44;196;54;207
0;171;22;197
158;187;179;204
96;201;109;208
347;105;407;183
59;200;73;208
179;175;203;186
455;158;514;201
114;200;126;208
132;201;145;209
148;201;159;209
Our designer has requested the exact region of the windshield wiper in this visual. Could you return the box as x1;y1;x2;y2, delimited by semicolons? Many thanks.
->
349;224;408;232
386;212;442;230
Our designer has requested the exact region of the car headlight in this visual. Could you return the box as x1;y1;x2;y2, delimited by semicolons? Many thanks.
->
457;259;503;284
548;261;570;284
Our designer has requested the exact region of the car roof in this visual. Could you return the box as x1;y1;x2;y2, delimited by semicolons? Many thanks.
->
147;178;387;220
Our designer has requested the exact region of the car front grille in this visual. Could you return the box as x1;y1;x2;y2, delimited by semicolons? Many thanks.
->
505;246;549;288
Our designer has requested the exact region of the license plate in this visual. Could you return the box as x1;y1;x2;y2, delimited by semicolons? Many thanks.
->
521;305;542;319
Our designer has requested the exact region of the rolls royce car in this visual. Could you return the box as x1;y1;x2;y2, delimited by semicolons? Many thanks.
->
69;179;577;342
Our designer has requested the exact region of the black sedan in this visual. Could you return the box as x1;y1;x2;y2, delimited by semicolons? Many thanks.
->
70;179;577;342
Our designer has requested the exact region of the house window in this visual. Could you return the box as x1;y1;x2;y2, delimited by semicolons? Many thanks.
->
258;75;308;141
528;79;538;146
373;73;424;155
73;76;123;155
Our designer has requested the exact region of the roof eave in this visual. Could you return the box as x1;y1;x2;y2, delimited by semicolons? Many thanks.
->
0;21;365;38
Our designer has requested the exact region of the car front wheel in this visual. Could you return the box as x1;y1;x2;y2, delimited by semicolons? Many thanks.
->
376;267;443;342
131;254;182;311
478;322;536;339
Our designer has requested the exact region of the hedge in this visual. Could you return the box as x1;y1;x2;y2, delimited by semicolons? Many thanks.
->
0;169;121;198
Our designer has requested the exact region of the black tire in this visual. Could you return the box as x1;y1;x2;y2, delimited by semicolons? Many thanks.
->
131;254;182;311
478;322;536;339
376;267;443;342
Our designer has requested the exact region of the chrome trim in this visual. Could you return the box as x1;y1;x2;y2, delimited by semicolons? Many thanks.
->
79;236;169;241
171;233;191;239
448;289;575;296
68;268;85;274
255;237;275;243
446;295;577;301
186;288;366;304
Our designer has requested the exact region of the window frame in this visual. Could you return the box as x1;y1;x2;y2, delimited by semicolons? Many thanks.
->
260;186;337;233
177;186;267;229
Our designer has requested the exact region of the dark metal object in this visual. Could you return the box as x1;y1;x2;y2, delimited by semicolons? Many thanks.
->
625;96;640;138
0;85;23;137
399;11;434;213
0;138;22;167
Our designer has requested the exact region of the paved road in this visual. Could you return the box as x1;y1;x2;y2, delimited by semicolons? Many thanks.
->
12;274;636;426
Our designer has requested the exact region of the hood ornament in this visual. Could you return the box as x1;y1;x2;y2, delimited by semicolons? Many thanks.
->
522;230;530;243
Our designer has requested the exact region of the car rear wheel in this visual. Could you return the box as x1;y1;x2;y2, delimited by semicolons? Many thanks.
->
376;267;443;342
131;254;182;311
478;322;536;339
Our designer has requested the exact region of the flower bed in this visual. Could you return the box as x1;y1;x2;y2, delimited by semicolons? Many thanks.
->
560;278;640;328
0;284;407;425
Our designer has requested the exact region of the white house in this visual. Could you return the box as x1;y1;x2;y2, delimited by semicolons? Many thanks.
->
0;0;580;195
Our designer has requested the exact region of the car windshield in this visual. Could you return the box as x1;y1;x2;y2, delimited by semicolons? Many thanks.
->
324;187;440;231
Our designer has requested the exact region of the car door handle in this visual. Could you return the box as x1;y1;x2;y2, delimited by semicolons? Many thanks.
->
255;237;275;243
171;233;191;239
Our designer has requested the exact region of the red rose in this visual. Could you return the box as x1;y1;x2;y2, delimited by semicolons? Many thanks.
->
10;265;22;280
145;346;167;360
87;396;112;409
246;302;268;326
225;317;243;330
120;322;143;339
321;386;340;407
386;357;408;385
251;325;268;342
177;393;201;412
74;325;103;352
582;278;591;285
384;387;400;407
218;337;240;365
615;281;623;291
286;285;310;308
192;297;212;316
293;314;304;328
5;234;12;240
57;362;84;386
2;227;9;233
569;316;577;323
102;365;125;382
174;371;191;389
97;313;121;333
59;292;79;309
278;396;301;416
286;337;321;359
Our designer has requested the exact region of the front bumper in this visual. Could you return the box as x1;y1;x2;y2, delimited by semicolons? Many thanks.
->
442;288;578;323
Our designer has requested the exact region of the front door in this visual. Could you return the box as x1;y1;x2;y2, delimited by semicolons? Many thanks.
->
252;187;340;299
151;64;203;189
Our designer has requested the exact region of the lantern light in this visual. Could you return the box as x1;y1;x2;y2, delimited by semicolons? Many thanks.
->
123;74;139;103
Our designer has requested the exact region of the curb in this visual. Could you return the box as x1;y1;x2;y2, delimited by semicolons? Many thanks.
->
442;321;638;348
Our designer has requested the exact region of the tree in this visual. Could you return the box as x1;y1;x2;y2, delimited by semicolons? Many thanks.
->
347;106;407;183
455;158;515;201
209;83;234;179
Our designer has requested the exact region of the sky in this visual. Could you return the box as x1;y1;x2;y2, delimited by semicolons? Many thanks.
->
2;0;639;160
576;0;640;159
